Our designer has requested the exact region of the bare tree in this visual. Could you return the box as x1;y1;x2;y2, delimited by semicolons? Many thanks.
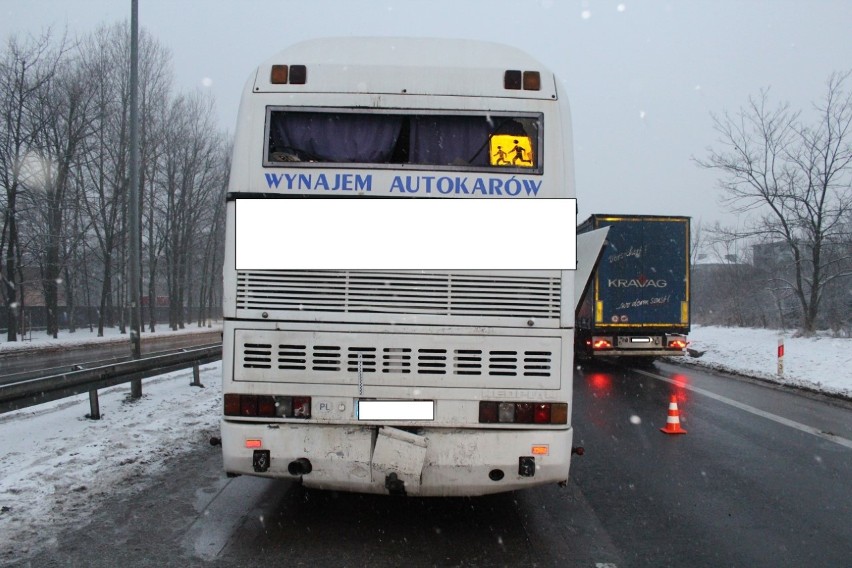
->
691;227;769;327
0;32;59;341
159;91;223;330
78;25;129;336
194;138;228;328
1;25;229;341
690;219;707;267
25;41;93;337
699;72;852;332
138;38;173;332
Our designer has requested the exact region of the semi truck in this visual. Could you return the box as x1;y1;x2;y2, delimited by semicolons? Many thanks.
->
575;214;690;361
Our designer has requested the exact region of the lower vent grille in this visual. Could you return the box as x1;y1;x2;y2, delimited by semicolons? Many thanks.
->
240;343;553;378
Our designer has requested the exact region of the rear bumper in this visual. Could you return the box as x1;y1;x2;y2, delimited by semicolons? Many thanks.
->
593;349;685;357
220;420;573;497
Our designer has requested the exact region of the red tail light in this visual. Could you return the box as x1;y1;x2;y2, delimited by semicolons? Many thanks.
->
479;401;567;424
515;403;534;423
224;394;311;419
479;401;499;423
669;339;687;350
533;404;551;424
592;337;613;350
224;393;240;415
257;396;276;417
240;395;258;417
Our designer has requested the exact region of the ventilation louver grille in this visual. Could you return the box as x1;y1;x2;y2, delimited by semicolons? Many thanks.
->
235;271;560;319
242;343;272;368
383;348;412;374
240;343;553;378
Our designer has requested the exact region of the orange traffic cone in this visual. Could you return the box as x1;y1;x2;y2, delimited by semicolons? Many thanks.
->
660;394;687;435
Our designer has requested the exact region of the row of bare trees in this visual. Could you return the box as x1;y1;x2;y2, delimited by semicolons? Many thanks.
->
691;223;851;333
695;71;852;333
0;24;229;340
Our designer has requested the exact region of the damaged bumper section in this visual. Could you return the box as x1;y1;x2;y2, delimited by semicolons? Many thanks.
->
221;421;573;497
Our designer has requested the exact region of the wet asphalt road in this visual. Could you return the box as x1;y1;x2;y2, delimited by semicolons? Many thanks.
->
10;361;852;567
572;361;851;566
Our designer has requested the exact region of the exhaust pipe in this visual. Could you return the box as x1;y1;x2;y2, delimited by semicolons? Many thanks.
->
288;458;313;476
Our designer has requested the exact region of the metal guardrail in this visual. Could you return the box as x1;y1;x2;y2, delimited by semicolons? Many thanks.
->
0;344;222;417
0;343;221;386
0;355;137;387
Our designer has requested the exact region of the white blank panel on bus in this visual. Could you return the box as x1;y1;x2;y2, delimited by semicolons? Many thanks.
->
234;198;577;270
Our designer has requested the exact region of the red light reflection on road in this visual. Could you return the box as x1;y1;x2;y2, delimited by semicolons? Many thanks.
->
671;374;690;404
587;372;612;393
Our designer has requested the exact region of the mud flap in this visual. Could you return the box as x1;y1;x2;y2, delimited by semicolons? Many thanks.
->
371;426;427;495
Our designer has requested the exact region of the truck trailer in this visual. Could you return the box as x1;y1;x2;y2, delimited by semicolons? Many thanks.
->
575;214;690;361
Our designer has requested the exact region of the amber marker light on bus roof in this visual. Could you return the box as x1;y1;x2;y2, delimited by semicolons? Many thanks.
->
523;71;541;90
270;65;288;84
289;65;307;84
505;70;541;91
504;70;522;90
270;64;306;85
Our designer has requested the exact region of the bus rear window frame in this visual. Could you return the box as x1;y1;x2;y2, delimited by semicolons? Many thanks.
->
262;106;544;175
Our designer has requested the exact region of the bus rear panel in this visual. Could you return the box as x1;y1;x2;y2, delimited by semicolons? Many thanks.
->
221;38;577;496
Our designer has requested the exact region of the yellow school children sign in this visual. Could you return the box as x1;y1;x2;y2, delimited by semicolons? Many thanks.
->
489;135;534;168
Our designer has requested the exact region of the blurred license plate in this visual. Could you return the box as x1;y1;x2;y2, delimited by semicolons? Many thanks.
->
357;401;434;421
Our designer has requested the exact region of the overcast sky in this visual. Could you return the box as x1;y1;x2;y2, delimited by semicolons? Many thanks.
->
3;0;852;226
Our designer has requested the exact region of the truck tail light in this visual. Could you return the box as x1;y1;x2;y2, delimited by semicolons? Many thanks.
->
592;337;613;350
479;401;567;424
224;394;311;419
667;334;688;350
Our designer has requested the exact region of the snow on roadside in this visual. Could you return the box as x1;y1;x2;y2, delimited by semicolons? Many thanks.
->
680;325;852;399
0;363;222;564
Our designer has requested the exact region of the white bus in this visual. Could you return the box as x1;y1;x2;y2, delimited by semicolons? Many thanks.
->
220;37;582;496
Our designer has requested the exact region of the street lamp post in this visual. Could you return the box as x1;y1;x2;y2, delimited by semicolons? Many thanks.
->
129;0;143;397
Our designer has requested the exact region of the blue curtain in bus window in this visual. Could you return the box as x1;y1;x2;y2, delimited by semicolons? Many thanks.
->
409;116;491;166
270;112;402;163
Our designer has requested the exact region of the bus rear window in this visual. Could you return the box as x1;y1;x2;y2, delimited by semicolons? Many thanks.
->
265;109;541;172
